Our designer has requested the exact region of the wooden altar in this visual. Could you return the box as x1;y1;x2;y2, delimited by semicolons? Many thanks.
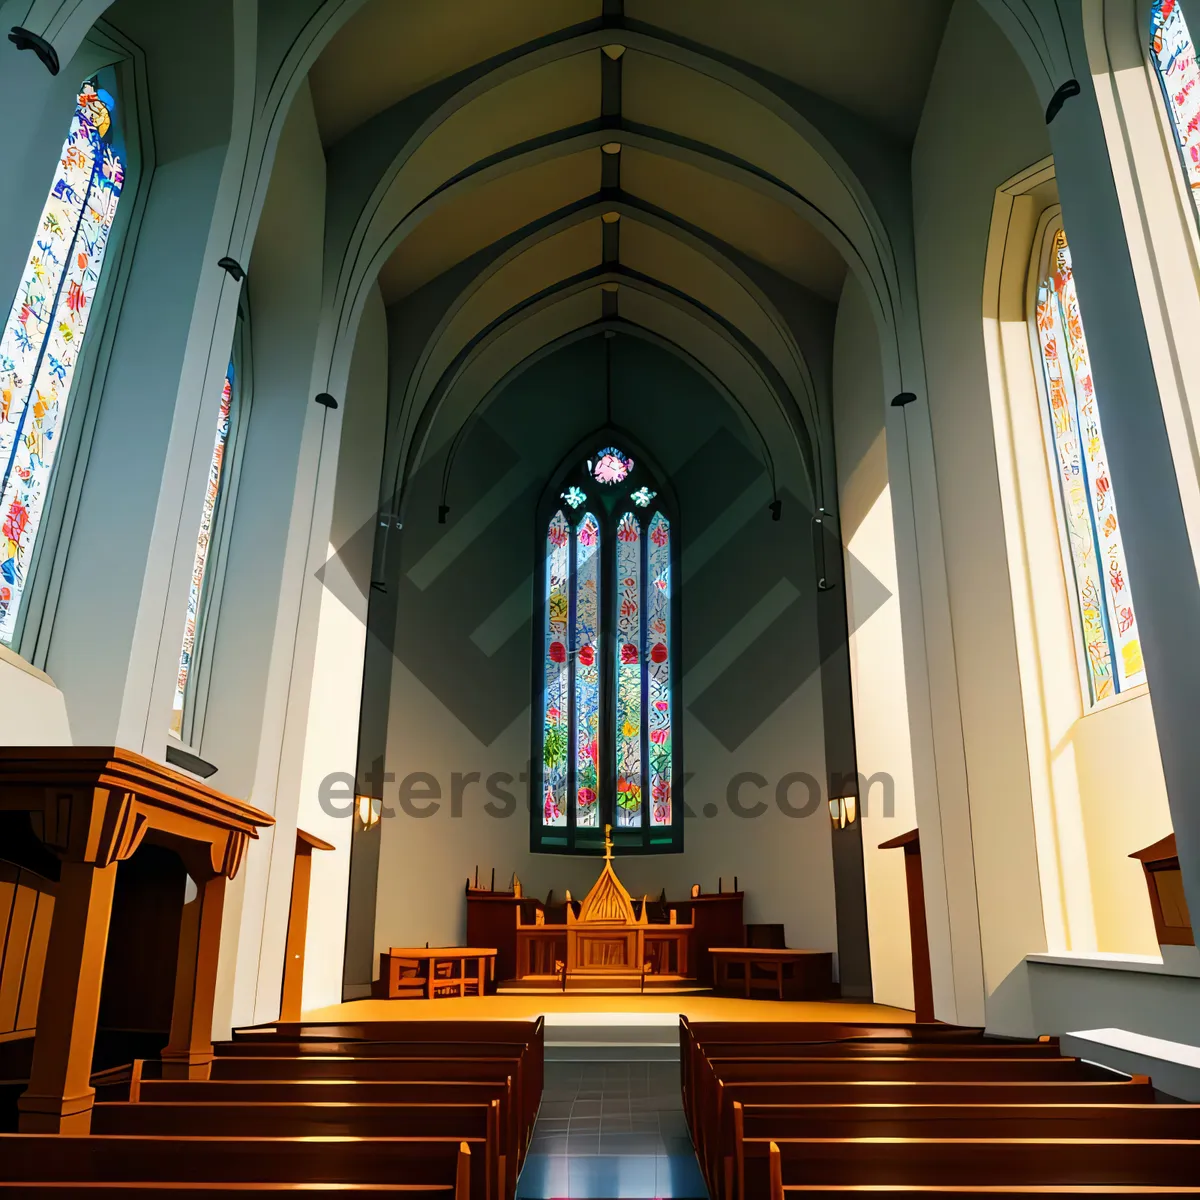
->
466;827;746;991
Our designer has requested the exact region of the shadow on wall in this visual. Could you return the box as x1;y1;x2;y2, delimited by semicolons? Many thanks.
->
348;335;884;966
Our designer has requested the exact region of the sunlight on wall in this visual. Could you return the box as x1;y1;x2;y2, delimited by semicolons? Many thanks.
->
983;171;1173;959
846;477;918;1010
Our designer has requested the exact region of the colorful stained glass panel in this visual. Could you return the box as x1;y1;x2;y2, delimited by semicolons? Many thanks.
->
1035;229;1144;705
590;446;634;485
647;513;671;827
171;363;234;737
1152;0;1200;224
573;512;601;827
542;511;570;827
614;511;642;826
0;79;124;644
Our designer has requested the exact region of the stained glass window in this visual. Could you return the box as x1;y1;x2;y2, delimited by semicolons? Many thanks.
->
1034;229;1145;705
0;77;124;645
1151;0;1200;225
590;446;634;485
170;362;236;738
533;443;679;854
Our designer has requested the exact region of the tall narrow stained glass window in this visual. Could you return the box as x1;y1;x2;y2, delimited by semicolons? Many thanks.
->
170;361;236;738
1151;0;1200;225
534;441;680;854
1034;228;1145;705
0;77;125;645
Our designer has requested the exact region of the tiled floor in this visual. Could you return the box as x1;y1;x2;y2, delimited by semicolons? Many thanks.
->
516;1059;708;1198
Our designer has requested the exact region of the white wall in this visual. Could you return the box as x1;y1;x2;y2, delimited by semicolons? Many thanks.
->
0;650;72;745
832;273;918;1011
206;80;331;1034
911;0;1053;1031
297;282;389;1012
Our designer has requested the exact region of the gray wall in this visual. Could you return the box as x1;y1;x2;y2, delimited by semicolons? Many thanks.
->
360;333;839;981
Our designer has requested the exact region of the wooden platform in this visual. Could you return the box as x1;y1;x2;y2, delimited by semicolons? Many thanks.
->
303;995;914;1023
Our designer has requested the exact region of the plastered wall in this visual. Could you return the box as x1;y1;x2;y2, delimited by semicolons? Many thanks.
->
368;334;838;977
832;273;918;1011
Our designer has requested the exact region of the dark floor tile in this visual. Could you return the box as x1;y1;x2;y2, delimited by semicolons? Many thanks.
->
515;1154;570;1198
657;1152;709;1199
598;1130;665;1155
570;1154;658;1197
529;1133;570;1156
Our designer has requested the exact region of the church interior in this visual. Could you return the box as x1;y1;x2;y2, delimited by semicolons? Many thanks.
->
2;0;1200;1194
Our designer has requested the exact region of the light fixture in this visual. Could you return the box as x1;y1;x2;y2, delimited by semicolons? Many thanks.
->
356;795;381;830
601;142;622;155
828;796;858;830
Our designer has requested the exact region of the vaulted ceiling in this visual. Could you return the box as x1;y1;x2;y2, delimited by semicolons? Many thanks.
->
306;0;954;513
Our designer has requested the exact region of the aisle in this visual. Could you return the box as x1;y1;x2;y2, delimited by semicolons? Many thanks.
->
516;1058;707;1199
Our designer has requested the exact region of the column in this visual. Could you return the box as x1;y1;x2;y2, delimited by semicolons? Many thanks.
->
161;872;227;1079
17;859;118;1133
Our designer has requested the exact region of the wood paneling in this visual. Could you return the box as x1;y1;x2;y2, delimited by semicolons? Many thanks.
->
0;861;56;1038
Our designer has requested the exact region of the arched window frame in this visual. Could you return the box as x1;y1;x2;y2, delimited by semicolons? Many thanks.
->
531;430;683;857
169;304;253;749
1026;208;1148;711
1;34;153;667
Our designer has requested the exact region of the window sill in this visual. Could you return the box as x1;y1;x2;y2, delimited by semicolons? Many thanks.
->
1027;947;1200;979
0;642;57;689
1083;681;1150;716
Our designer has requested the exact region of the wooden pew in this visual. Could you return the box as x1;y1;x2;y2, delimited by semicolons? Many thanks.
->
736;1102;1200;1200
230;1018;545;1128
201;1049;536;1154
678;1017;1005;1124
0;1135;477;1196
692;1052;1115;1170
747;1136;1200;1194
92;1101;501;1200
692;1054;1131;1194
131;1069;520;1198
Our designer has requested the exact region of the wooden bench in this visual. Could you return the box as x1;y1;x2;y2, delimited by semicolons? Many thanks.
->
205;1044;538;1149
131;1070;520;1198
92;1101;501;1200
0;1135;477;1195
735;1102;1200;1200
692;1053;1116;1163
748;1137;1200;1193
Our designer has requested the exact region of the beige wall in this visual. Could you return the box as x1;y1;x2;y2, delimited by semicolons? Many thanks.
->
832;274;917;1011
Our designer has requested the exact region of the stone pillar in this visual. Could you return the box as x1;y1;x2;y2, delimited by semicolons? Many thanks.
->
161;872;227;1079
17;859;118;1133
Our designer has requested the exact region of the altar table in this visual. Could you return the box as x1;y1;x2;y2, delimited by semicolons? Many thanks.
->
378;947;497;999
709;947;835;1000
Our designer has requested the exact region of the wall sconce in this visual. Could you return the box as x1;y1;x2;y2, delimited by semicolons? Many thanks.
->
356;794;381;831
828;795;858;830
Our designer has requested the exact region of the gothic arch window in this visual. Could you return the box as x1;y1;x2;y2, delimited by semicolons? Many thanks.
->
0;76;126;646
170;317;249;743
533;438;682;855
1150;0;1200;226
1032;225;1146;706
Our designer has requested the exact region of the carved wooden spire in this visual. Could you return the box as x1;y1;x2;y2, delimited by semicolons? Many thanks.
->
578;823;636;923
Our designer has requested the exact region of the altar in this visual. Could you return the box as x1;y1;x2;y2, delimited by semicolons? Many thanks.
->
466;826;746;992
